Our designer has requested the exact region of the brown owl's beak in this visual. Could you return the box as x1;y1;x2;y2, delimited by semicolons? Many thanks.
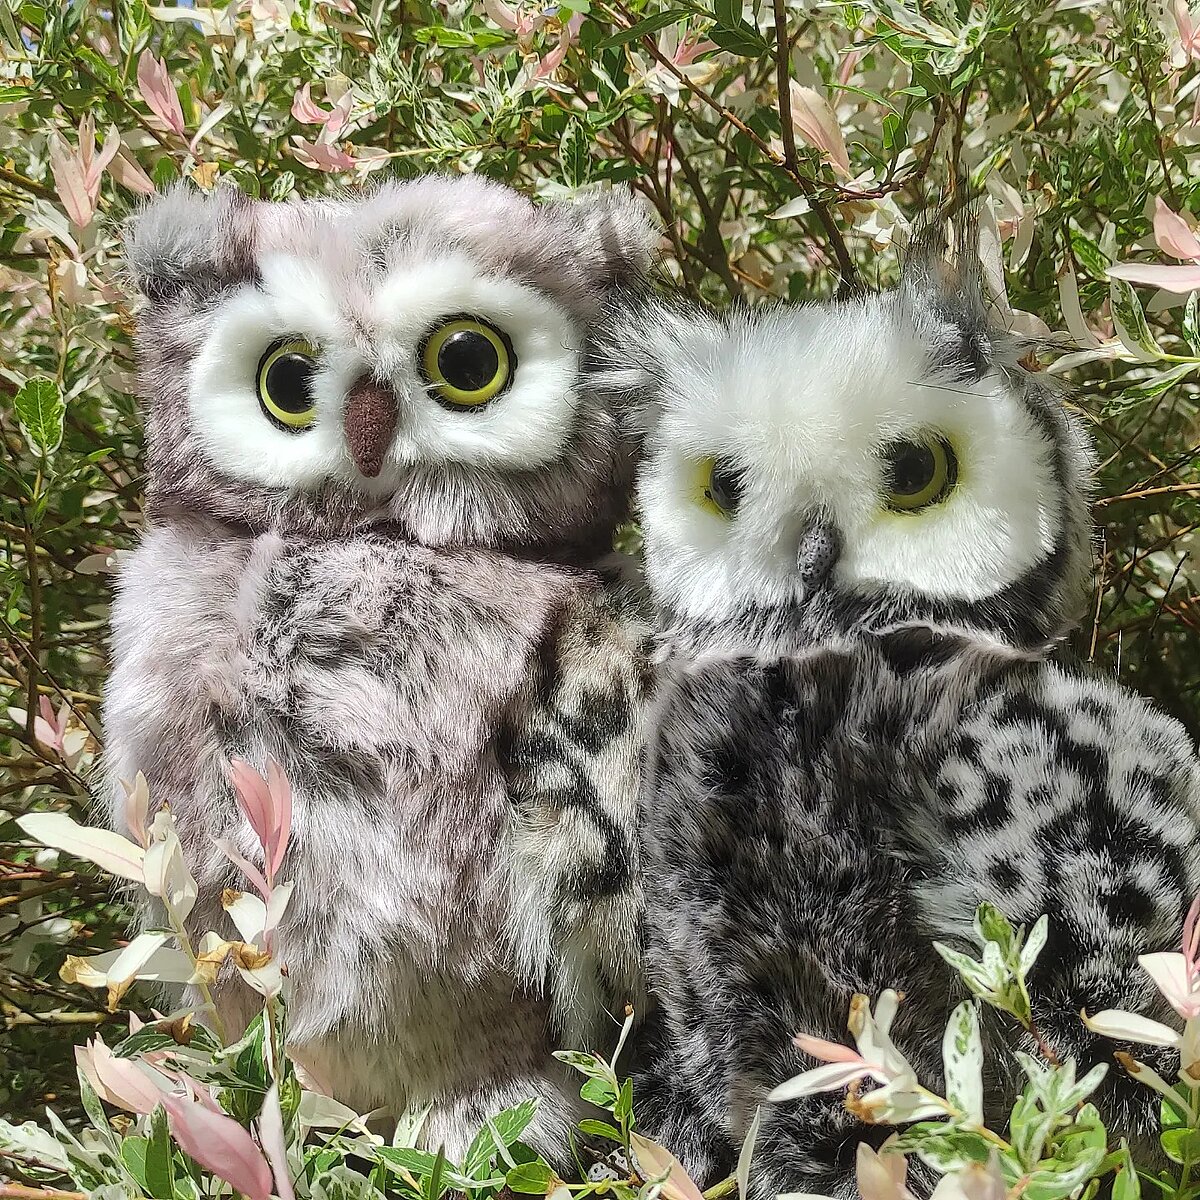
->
343;376;397;479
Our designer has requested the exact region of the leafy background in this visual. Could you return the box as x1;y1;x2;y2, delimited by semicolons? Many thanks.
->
2;0;1200;1129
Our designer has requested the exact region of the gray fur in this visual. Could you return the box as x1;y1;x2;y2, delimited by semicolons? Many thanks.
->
601;231;1200;1195
105;176;656;1161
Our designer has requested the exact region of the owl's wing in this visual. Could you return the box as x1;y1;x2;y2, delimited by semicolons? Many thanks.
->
499;583;651;1056
907;661;1200;1149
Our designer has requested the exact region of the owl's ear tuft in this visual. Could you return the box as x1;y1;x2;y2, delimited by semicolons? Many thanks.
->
554;187;661;290
901;205;997;381
124;184;260;304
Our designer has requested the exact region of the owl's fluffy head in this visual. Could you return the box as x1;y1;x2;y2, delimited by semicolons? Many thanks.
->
127;177;658;558
596;232;1096;650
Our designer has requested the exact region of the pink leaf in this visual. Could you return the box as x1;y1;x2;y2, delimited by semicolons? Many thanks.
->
794;1032;864;1064
291;83;330;124
1107;262;1200;292
77;1037;165;1115
230;759;274;858
1153;196;1200;262
161;1088;274;1200
291;136;357;172
630;1134;706;1200
86;125;122;192
265;758;292;878
257;1084;296;1200
480;0;520;31
48;133;94;228
136;51;186;137
214;836;271;900
109;149;157;196
789;82;851;179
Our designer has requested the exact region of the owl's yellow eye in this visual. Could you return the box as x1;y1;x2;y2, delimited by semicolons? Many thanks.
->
420;317;514;410
881;435;958;512
696;456;743;518
257;338;319;430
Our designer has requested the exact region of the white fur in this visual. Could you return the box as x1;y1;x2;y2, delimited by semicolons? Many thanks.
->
636;298;1061;621
187;253;582;492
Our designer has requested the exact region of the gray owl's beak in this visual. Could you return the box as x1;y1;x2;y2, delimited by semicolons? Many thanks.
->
796;517;842;589
343;376;398;479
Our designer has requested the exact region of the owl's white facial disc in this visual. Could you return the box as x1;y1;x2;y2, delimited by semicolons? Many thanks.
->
187;251;581;495
634;297;1071;624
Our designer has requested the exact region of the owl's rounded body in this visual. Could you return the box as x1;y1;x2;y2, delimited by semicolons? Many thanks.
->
595;227;1200;1196
105;176;658;1160
106;519;643;1153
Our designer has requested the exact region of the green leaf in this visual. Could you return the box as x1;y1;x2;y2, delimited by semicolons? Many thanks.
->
269;171;297;201
594;10;684;49
506;1161;554;1194
120;1136;151;1189
463;1099;539;1179
974;902;1016;951
581;1076;619;1109
1010;1087;1055;1169
413;24;477;46
311;1165;386;1200
374;1146;442;1175
14;377;65;457
146;1104;175;1199
577;1120;623;1141
713;0;739;26
553;1050;612;1081
424;1145;447;1200
1071;230;1111;279
1186;290;1200;355
1113;1146;1140;1200
1118;362;1197;403
898;1123;992;1174
1110;279;1163;361
77;1071;112;1139
708;21;768;55
613;1077;634;1125
559;118;591;189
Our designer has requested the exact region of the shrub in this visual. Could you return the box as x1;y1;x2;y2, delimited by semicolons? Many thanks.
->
3;0;1200;1193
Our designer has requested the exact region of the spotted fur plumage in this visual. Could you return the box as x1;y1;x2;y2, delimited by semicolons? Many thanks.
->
104;177;657;1161
595;228;1200;1196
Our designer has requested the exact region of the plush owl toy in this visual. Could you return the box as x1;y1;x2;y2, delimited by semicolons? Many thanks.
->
104;177;656;1161
594;226;1200;1196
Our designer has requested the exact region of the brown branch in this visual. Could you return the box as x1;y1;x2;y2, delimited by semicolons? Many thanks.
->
0;165;55;202
1095;482;1200;507
599;0;858;285
0;1185;85;1200
772;0;798;174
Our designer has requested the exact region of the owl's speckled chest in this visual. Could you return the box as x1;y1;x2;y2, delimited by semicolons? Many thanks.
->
105;517;584;1073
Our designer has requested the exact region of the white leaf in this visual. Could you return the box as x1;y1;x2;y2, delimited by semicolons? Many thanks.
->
105;932;170;984
144;816;197;922
1057;264;1101;348
941;1001;984;1123
767;1061;868;1100
736;1105;761;1200
1081;1007;1181;1047
17;813;145;882
769;196;811;220
1018;915;1049;975
223;890;268;943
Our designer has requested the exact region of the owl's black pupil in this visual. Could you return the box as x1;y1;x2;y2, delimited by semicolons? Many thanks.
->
707;459;743;513
884;440;936;496
265;352;316;413
438;330;499;392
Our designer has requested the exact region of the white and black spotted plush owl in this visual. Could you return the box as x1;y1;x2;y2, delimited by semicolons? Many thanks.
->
593;226;1200;1197
103;177;657;1161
